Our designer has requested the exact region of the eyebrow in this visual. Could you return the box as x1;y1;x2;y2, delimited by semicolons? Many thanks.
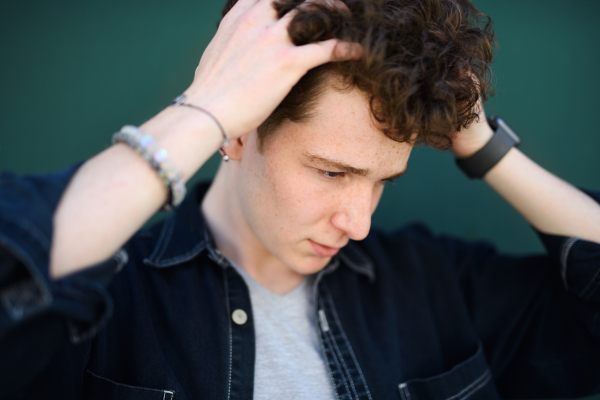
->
303;153;408;181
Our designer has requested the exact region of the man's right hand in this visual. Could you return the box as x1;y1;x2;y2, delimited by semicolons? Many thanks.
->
184;0;362;140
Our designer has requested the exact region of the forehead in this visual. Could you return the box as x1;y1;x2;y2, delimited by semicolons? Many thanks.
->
268;84;412;177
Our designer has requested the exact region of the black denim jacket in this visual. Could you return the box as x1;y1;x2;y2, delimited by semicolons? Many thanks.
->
1;164;599;400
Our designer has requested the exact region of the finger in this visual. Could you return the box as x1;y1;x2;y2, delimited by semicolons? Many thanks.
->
331;41;364;61
275;7;300;28
253;0;281;20
296;39;363;69
302;0;351;14
224;0;277;24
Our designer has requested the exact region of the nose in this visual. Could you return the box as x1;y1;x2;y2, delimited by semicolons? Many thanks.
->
330;185;376;241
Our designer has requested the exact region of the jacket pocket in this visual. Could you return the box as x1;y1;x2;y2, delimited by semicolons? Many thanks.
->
83;370;175;400
397;342;498;400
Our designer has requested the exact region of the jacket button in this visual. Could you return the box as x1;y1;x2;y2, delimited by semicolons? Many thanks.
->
232;309;248;325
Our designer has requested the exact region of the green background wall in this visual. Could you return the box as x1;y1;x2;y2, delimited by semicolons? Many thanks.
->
1;0;599;398
1;0;599;258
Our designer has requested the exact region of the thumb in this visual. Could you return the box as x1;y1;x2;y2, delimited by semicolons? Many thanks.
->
296;39;363;70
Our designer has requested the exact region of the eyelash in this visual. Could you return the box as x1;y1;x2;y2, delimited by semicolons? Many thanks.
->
319;170;396;185
321;170;344;179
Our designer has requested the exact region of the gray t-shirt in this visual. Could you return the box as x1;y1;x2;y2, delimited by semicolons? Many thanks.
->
230;262;336;400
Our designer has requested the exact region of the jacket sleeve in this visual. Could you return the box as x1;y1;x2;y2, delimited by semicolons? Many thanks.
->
535;189;600;309
438;188;600;398
0;164;128;396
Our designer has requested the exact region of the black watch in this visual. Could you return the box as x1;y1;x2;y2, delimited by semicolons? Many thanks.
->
455;116;521;179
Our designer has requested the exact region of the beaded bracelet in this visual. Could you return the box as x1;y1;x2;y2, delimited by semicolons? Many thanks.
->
112;125;186;211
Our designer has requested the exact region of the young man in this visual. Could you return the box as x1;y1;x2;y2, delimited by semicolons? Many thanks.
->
1;0;600;398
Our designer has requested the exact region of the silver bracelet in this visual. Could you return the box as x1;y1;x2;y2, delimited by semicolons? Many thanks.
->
171;94;230;162
112;125;186;211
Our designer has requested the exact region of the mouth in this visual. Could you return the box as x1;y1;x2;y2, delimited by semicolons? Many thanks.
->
308;239;342;258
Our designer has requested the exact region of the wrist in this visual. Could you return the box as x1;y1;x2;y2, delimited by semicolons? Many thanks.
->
140;106;223;181
455;116;522;179
452;123;494;159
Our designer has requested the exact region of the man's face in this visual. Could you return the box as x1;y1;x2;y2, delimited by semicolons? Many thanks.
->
235;83;413;275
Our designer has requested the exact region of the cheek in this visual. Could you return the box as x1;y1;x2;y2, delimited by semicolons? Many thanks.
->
266;164;328;225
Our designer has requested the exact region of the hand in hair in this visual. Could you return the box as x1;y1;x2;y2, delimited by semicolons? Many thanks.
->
223;0;496;151
183;0;362;140
451;99;494;158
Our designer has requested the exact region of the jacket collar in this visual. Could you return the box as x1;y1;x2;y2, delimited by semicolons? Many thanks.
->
143;181;375;282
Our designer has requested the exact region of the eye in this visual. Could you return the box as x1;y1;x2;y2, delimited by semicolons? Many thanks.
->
382;178;396;185
321;170;344;179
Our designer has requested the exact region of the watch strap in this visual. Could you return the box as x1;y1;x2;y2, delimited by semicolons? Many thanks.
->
455;116;520;179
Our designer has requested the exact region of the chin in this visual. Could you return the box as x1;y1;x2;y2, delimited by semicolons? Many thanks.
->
288;255;332;276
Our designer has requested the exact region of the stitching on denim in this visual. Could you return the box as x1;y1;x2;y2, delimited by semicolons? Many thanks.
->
323;326;351;398
163;390;175;400
146;240;208;267
325;287;373;400
86;369;174;393
323;327;350;399
320;297;352;398
211;248;228;267
398;383;411;400
316;316;341;400
560;237;579;290
205;237;231;269
324;324;352;398
320;297;355;399
581;264;600;301
224;269;233;400
148;215;176;262
444;369;490;400
203;226;231;269
459;372;491;400
314;282;341;400
327;326;359;400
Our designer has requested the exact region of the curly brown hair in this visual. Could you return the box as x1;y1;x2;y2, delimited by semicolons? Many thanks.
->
222;0;495;150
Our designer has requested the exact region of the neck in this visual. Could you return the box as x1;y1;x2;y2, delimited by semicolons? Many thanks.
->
201;163;305;295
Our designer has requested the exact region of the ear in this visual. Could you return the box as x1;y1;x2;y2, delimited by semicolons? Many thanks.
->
223;130;253;161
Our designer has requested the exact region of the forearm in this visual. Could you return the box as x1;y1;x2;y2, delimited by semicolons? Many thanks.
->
483;147;600;244
48;0;360;279
50;107;221;279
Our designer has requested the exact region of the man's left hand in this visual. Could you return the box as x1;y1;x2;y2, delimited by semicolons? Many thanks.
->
451;100;494;159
